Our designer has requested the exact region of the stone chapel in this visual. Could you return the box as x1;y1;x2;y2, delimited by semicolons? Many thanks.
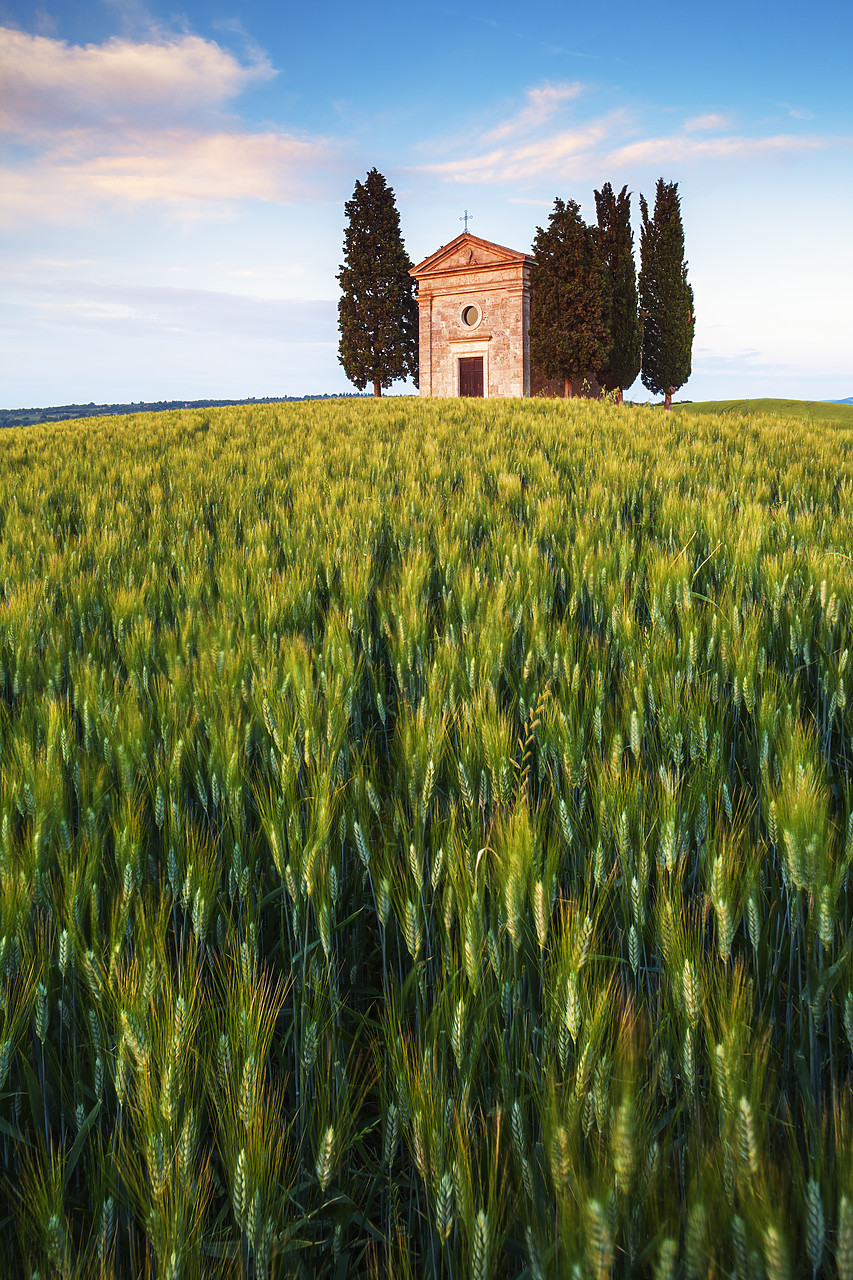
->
410;230;567;399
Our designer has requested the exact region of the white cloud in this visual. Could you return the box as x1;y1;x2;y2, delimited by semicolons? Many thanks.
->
0;26;335;223
0;26;275;134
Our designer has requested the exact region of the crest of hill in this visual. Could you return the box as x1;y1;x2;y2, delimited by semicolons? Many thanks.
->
673;398;853;428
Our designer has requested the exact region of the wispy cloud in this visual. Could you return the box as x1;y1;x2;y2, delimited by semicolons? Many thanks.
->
778;102;816;121
606;133;832;167
481;82;583;142
412;81;844;186
506;197;557;206
6;277;338;343
417;117;619;185
684;112;734;132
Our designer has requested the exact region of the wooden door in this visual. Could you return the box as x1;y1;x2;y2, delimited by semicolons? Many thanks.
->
459;356;484;397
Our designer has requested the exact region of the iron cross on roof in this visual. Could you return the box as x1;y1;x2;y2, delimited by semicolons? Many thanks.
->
459;209;473;232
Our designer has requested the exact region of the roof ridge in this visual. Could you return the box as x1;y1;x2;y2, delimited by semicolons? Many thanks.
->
411;231;533;276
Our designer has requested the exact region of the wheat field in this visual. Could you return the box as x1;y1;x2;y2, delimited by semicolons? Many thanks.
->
0;397;851;1277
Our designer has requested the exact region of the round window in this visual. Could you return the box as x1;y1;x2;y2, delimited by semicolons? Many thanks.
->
461;304;481;327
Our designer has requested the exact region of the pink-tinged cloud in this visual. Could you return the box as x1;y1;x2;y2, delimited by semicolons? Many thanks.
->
606;133;834;167
0;129;335;224
684;113;734;132
417;121;615;184
0;26;275;134
416;113;843;187
0;27;338;223
409;78;850;188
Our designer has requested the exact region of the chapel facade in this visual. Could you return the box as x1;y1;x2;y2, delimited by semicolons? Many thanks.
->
410;231;565;399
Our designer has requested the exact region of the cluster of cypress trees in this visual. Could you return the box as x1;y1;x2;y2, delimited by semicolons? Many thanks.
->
529;179;695;407
337;169;694;408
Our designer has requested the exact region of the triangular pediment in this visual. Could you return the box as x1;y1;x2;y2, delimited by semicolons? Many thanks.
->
411;232;532;278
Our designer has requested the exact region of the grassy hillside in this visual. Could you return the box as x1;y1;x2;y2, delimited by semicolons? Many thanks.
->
0;399;852;1277
675;396;853;428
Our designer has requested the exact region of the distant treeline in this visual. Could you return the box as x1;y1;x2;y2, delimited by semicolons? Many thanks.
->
0;392;371;430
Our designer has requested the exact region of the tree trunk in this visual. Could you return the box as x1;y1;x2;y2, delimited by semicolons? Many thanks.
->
564;377;573;399
616;388;624;405
373;380;382;398
664;388;672;411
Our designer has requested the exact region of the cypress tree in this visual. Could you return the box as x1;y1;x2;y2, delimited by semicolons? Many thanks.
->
638;179;695;410
529;197;608;398
594;183;642;403
337;169;418;397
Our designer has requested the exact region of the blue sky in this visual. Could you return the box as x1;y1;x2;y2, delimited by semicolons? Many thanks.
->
1;0;851;406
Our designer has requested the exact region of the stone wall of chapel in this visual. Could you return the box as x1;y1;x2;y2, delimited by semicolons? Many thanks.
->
418;261;529;398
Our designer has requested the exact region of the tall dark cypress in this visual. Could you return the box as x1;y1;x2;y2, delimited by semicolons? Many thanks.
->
529;197;608;398
594;183;642;402
638;179;695;410
337;169;418;397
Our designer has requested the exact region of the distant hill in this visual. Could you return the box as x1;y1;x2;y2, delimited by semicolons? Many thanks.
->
673;398;853;427
0;393;370;430
5;394;851;432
